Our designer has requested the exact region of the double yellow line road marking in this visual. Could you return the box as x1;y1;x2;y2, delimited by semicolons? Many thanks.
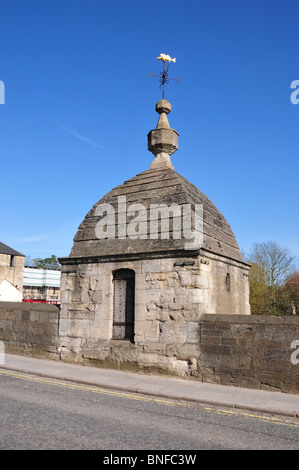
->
1;369;299;429
0;370;181;406
202;406;299;428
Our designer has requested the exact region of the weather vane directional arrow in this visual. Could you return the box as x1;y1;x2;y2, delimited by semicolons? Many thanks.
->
149;53;179;99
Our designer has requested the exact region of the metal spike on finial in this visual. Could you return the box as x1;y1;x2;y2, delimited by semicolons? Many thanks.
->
149;53;179;99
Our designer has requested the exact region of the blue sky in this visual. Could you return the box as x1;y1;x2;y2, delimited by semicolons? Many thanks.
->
0;0;298;264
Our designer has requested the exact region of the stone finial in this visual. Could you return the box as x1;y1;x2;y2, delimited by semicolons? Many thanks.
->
147;99;179;170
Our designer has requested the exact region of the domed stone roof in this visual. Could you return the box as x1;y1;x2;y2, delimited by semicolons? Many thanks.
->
70;166;243;262
68;99;243;263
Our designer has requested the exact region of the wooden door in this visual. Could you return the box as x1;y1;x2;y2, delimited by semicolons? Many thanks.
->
113;269;135;342
125;278;134;341
113;279;127;339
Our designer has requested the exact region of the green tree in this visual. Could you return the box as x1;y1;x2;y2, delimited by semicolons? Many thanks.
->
247;262;270;315
33;255;60;269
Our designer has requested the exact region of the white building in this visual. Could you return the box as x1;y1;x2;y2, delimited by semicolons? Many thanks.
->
0;279;23;302
23;267;61;303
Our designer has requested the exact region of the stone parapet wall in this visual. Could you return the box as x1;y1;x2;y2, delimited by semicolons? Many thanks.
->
0;301;60;359
1;301;298;394
199;314;299;393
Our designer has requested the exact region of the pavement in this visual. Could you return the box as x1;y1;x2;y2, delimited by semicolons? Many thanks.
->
1;353;299;418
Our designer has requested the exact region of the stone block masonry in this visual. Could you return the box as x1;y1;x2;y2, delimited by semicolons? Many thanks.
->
0;301;299;394
58;253;249;375
0;301;60;359
199;314;299;394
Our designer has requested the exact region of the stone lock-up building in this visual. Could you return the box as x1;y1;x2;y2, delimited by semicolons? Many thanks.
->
59;99;251;376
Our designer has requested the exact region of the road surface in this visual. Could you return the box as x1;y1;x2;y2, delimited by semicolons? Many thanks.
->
0;369;298;451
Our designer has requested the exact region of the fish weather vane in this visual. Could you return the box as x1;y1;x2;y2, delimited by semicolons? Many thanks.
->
149;53;179;99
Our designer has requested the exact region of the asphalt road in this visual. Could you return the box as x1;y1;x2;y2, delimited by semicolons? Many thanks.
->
0;370;299;451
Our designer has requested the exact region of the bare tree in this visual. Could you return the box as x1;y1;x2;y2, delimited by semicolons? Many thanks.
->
249;241;295;286
247;241;297;314
25;255;35;267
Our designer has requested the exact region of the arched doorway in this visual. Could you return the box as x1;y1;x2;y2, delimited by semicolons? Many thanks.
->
112;269;135;342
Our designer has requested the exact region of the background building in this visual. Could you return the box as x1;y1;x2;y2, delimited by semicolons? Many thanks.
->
0;242;25;301
23;267;61;304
